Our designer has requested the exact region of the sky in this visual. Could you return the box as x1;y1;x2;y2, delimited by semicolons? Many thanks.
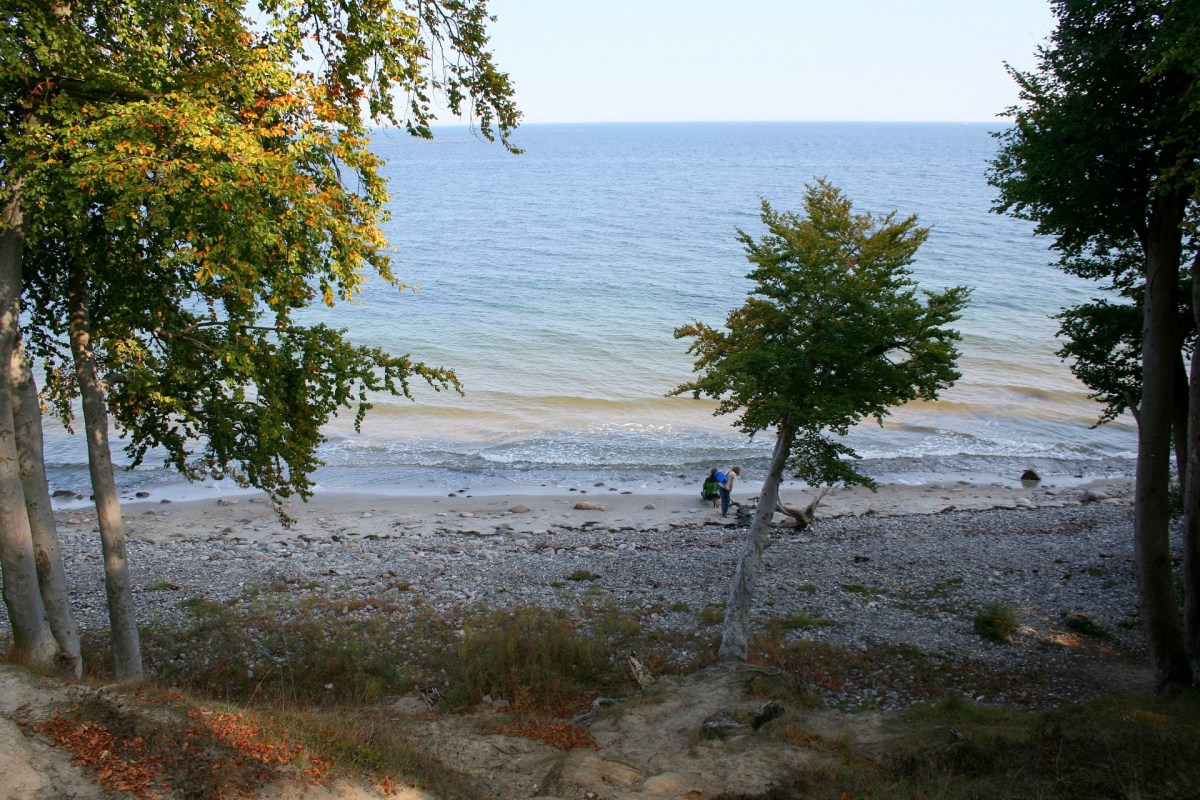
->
481;0;1057;124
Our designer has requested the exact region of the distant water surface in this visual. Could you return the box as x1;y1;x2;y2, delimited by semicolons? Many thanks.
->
42;122;1136;500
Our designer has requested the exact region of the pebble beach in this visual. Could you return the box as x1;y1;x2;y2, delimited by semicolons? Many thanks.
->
32;474;1152;708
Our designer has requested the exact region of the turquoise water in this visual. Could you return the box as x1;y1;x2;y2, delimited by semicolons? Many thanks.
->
43;122;1136;498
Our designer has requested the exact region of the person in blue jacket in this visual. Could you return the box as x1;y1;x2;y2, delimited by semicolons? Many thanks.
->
717;465;741;517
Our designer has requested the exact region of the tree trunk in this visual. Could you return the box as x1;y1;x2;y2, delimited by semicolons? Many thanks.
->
1135;202;1190;688
719;424;794;662
67;266;142;681
13;335;83;677
1183;248;1200;684
1174;351;1190;486
0;191;59;670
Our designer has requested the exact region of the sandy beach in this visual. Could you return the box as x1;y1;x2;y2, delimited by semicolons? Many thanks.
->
81;471;1135;545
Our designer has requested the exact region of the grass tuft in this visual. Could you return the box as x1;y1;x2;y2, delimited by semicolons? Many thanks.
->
972;602;1019;642
1063;611;1109;638
567;569;601;581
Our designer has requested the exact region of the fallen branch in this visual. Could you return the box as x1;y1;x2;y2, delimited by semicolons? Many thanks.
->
775;487;830;530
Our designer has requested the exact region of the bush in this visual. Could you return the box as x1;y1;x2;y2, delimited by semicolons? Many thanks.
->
1063;612;1109;638
444;607;609;713
699;603;726;625
567;569;601;581
973;603;1019;642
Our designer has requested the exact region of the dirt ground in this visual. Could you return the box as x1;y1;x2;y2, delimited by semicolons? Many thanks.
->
0;645;1153;800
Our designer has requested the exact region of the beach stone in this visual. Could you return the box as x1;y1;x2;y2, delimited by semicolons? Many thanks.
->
700;710;750;740
752;701;785;729
640;772;704;797
574;502;606;511
509;505;533;514
217;498;239;506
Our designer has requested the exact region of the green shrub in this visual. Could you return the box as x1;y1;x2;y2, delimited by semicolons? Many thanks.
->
765;611;837;640
444;607;607;712
1063;612;1109;638
567;569;601;581
699;603;726;625
973;603;1019;642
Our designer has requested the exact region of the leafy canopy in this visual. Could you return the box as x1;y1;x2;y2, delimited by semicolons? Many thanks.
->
988;0;1200;426
672;181;969;487
1;0;519;510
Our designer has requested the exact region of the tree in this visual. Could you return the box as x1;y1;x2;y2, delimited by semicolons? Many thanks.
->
0;187;60;671
0;0;518;677
989;0;1200;687
672;182;969;661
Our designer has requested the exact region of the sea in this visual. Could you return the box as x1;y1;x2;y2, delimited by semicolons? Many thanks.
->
41;122;1137;503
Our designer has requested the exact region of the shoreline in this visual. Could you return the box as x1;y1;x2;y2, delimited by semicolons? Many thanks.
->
70;474;1138;541
48;455;1138;514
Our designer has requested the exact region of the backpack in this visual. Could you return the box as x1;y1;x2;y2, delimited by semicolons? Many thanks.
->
714;470;726;486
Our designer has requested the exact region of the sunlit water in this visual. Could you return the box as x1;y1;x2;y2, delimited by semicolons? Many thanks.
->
40;122;1136;501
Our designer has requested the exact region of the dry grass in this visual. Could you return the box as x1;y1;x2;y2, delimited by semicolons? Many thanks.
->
60;585;1190;800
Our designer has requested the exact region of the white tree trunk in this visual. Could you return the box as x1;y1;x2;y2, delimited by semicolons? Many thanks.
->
0;192;59;670
1183;249;1200;684
718;426;795;662
13;336;82;676
68;268;142;681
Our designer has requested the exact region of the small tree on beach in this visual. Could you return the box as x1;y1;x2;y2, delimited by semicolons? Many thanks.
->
672;181;969;661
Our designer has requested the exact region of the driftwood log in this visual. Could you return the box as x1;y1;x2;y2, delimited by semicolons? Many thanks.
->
774;487;829;530
627;651;653;689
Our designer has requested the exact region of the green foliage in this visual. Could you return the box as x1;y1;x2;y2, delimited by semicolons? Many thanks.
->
699;603;726;625
989;0;1196;253
2;0;519;513
989;0;1200;425
973;603;1019;642
672;182;969;488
